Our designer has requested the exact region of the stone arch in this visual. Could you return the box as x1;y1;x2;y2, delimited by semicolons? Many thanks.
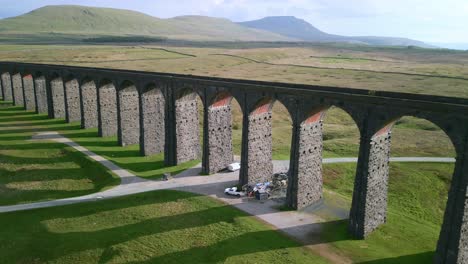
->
97;79;118;137
11;72;24;107
80;78;98;129
21;72;36;111
50;73;65;119
1;71;12;101
33;72;48;115
174;87;203;164
140;82;165;156
64;76;81;123
117;80;140;146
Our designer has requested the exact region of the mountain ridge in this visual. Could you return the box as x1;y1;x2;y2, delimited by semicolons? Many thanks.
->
239;16;432;48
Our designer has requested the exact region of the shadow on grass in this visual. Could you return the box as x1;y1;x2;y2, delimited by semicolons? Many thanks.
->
358;252;434;264
0;190;344;263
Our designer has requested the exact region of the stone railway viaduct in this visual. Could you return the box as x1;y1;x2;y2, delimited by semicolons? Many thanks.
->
1;61;468;263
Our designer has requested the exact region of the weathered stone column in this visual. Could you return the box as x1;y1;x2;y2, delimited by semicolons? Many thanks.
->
240;98;273;185
117;83;140;146
349;122;392;238
34;76;49;114
140;86;165;156
164;87;177;166
98;82;118;137
22;74;36;111
175;90;200;164
50;77;66;119
434;131;468;264
12;73;24;107
204;92;234;174
287;111;325;210
64;79;81;123
1;72;12;101
80;80;98;129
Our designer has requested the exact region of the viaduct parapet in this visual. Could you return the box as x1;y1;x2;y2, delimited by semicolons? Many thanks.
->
1;62;468;263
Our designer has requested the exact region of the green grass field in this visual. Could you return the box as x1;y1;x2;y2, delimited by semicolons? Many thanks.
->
0;106;119;205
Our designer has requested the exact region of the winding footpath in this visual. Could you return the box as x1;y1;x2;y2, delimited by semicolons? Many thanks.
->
0;131;457;263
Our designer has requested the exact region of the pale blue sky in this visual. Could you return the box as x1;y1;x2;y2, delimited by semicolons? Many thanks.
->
0;0;467;44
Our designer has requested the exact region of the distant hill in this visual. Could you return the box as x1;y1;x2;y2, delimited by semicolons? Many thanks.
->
239;16;433;48
0;5;293;42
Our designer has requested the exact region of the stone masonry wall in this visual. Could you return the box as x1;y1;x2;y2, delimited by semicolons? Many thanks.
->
295;120;324;209
22;75;36;111
51;78;65;119
1;73;13;101
65;79;81;123
362;131;392;236
118;86;140;146
34;77;48;114
141;88;165;156
12;73;24;106
81;81;98;129
207;105;233;173
246;111;273;184
98;84;118;137
175;92;200;163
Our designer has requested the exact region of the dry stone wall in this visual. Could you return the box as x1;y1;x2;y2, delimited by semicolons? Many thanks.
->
22;75;36;111
141;88;165;156
98;84;118;137
12;73;24;106
65;79;81;123
34;77;48;114
246;111;273;184
207;104;233;173
118;86;140;146
51;79;65;119
80;81;98;129
1;73;12;101
175;92;200;163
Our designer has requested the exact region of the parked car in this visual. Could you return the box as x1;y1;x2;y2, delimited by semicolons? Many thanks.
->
224;187;244;197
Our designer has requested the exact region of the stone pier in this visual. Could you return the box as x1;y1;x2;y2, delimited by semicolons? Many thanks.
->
22;74;36;111
12;73;24;107
140;85;165;156
1;72;12;101
64;79;81;123
98;82;118;137
80;80;98;129
175;89;200;164
117;82;140;146
50;77;66;119
34;76;49;114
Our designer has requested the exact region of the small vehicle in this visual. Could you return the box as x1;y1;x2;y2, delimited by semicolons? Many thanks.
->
224;187;244;197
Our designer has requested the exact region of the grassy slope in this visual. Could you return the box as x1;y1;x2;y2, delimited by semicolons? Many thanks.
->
0;5;291;41
320;162;453;263
0;190;327;264
0;106;119;205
